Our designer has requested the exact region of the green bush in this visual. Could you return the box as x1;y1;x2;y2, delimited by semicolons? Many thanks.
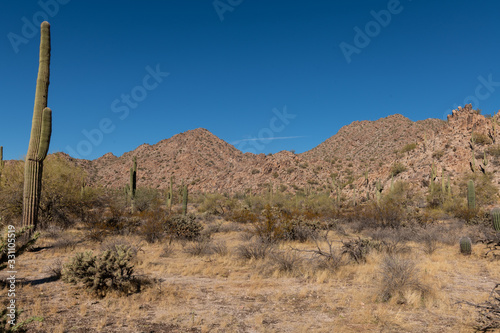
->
472;132;492;145
390;162;407;176
62;245;138;297
198;193;231;215
253;205;318;243
401;143;417;153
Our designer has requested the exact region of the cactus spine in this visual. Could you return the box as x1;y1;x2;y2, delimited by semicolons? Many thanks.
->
459;236;472;255
182;184;188;215
22;22;52;231
491;208;500;231
129;157;137;212
467;180;475;211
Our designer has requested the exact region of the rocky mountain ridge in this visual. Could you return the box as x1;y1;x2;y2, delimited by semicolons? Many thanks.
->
52;105;500;200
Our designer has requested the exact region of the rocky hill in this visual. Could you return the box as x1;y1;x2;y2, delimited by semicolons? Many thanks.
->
56;104;500;200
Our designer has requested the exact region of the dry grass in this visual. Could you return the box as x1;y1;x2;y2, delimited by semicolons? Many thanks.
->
1;219;499;332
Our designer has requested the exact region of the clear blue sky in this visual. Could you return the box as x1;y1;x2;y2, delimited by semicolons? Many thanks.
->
2;0;500;160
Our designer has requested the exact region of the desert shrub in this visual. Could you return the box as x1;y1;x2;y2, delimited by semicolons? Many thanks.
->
463;284;500;332
269;251;302;273
253;206;318;243
50;237;79;251
39;155;102;229
211;241;228;256
457;173;498;209
340;237;372;264
62;245;139;297
472;132;492;145
0;308;43;333
198;193;227;215
236;241;274;260
310;240;343;272
431;150;444;160
360;182;415;228
47;259;63;280
99;238;141;258
0;156;96;228
133;187;162;212
479;232;500;259
365;228;412;255
418;230;440;255
159;244;174;258
378;255;430;304
137;210;165;243
82;204;132;242
0;226;39;270
183;238;214;256
487;144;500;157
302;193;336;217
165;214;203;240
0;161;24;225
390;162;407;176
401;143;417;153
231;208;258;224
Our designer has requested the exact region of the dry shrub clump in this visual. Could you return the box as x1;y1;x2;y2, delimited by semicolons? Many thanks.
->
358;181;420;229
236;241;275;260
253;205;318;243
377;255;431;304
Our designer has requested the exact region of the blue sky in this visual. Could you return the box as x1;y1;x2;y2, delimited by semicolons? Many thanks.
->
2;0;500;160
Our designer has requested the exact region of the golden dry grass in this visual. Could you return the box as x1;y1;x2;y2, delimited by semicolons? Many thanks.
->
1;219;499;332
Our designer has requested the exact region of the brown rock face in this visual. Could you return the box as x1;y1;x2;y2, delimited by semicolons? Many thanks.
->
50;106;500;199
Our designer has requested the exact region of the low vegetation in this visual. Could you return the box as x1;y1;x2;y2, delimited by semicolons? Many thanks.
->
0;148;499;332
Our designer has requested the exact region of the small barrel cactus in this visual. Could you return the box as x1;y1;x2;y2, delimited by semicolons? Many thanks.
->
459;236;472;255
491;208;500;232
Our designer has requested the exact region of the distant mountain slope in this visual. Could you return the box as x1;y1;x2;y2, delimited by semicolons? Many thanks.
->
50;105;500;199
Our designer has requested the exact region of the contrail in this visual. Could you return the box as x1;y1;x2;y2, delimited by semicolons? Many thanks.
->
231;136;305;145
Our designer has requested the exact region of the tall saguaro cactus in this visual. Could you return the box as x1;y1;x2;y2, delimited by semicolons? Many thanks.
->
129;157;137;212
22;22;52;230
182;184;188;215
467;180;476;211
0;146;3;181
166;176;173;212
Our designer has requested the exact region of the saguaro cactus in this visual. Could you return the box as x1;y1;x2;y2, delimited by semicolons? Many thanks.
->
491;208;500;232
467;180;476;211
0;146;3;182
22;22;52;230
182;184;188;215
166;176;173;212
129;157;137;212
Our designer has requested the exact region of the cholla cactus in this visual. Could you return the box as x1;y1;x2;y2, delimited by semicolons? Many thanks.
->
62;245;136;297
